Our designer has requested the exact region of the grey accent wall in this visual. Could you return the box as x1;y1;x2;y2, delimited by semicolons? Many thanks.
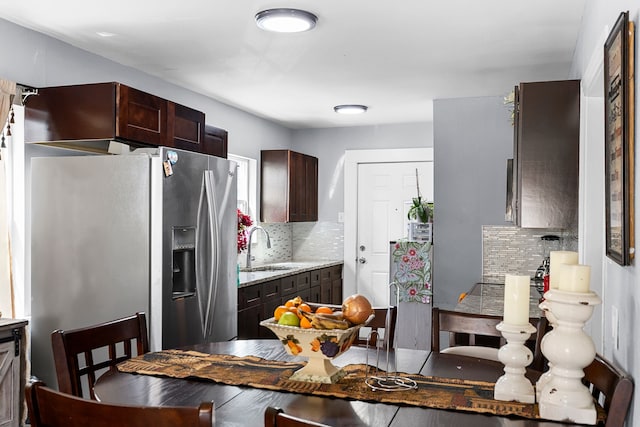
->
292;123;433;222
570;2;640;424
433;96;513;308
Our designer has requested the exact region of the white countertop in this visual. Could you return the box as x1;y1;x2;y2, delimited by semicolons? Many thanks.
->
238;260;343;288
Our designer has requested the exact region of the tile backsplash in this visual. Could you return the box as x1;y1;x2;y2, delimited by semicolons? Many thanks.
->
239;221;344;267
482;225;578;283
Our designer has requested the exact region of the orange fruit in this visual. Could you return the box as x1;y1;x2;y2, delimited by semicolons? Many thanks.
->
315;306;333;315
298;303;311;313
300;317;312;329
274;305;288;321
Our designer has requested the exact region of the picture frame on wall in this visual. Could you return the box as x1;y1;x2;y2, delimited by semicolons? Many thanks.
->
604;11;635;266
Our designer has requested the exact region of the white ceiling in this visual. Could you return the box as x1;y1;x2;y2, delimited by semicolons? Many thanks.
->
0;1;586;129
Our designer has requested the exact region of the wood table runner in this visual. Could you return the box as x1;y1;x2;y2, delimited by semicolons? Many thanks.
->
117;349;605;424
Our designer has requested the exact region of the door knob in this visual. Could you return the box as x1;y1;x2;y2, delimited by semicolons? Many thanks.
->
359;245;366;251
358;257;367;264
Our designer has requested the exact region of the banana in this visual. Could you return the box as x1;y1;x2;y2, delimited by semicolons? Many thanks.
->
298;310;351;330
312;313;350;330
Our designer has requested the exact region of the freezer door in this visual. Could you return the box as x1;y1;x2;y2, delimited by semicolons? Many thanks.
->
159;148;237;348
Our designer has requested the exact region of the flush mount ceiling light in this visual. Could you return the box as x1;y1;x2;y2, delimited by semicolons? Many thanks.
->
255;8;318;33
333;104;368;115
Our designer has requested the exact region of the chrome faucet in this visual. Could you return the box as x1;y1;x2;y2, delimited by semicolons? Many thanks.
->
246;226;271;270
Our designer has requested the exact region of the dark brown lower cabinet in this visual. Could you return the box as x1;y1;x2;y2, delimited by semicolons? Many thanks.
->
237;264;343;339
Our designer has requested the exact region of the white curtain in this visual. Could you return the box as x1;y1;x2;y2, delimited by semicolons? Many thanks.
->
0;78;16;318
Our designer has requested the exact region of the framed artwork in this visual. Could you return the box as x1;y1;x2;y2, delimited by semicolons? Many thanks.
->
604;11;635;266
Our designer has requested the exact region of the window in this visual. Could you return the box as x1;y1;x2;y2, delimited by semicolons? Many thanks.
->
228;154;257;221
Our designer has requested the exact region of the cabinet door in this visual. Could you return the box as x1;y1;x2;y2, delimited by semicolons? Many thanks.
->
260;150;318;223
167;102;205;151
260;150;290;222
290;152;318;222
280;276;297;298
237;306;262;339
516;80;579;228
304;155;318;221
289;152;305;222
329;265;343;305
0;339;20;427
261;280;281;337
202;125;228;158
117;84;167;146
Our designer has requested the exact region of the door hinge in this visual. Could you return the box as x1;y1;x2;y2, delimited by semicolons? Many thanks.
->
0;328;21;357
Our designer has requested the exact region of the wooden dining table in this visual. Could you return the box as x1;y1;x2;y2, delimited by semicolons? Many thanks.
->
94;339;576;426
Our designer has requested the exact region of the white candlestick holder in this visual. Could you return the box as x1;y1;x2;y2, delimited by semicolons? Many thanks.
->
535;301;556;401
494;321;537;403
538;289;601;424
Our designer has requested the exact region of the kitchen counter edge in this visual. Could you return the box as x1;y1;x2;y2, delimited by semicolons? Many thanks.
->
238;260;343;288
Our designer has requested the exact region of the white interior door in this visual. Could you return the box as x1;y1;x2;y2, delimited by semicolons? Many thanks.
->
355;162;433;306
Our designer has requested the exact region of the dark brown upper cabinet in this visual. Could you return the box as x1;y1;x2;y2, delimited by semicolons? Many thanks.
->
23;82;226;157
511;80;580;229
202;124;228;158
260;150;318;223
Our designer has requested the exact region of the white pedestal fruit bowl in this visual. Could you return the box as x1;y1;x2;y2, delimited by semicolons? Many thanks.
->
260;317;364;383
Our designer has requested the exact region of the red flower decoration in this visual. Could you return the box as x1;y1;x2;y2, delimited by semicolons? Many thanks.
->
237;209;253;253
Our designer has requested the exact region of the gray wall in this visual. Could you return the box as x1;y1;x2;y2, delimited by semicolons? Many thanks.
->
292;122;433;222
570;1;640;424
433;96;513;308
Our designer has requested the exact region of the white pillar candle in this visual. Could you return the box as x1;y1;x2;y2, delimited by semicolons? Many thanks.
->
504;274;530;325
549;251;579;289
557;264;591;293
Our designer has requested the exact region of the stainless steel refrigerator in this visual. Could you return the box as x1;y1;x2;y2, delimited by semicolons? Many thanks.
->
30;146;237;387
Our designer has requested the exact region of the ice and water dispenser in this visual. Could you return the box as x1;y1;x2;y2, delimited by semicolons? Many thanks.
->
172;227;196;299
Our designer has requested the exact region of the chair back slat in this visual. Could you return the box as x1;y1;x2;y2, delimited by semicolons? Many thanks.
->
353;307;397;349
51;312;149;399
582;354;633;427
432;307;547;370
26;381;213;427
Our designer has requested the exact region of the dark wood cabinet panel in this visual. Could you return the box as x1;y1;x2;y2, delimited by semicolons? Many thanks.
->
237;265;343;339
280;276;296;296
512;80;580;229
202;125;228;158
260;150;318;223
24;82;227;157
167;102;204;150
117;84;167;146
237;305;262;339
329;265;343;305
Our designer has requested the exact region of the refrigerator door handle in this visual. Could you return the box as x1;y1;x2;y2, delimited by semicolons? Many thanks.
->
195;171;219;338
204;170;221;338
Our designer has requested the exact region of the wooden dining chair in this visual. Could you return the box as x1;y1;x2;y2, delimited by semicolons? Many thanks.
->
582;354;633;427
264;407;330;427
26;380;214;427
431;307;547;369
353;306;397;349
51;312;149;399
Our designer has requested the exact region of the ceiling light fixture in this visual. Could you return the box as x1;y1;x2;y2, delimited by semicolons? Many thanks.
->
255;8;318;33
333;104;368;115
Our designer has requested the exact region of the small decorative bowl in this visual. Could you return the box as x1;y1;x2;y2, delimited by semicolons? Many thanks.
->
260;317;363;383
